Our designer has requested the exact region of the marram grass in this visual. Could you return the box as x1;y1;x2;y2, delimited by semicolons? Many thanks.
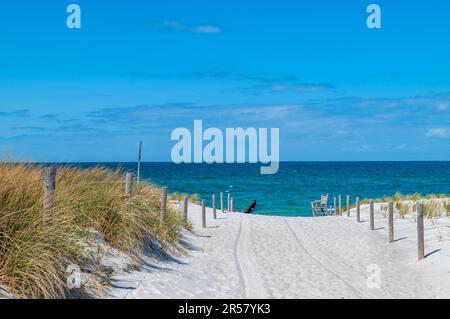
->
0;163;185;298
358;192;450;220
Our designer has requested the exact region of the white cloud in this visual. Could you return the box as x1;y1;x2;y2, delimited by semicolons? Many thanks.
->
243;83;332;95
426;128;449;138
157;20;221;34
190;25;220;34
158;20;185;30
230;104;297;121
436;102;448;111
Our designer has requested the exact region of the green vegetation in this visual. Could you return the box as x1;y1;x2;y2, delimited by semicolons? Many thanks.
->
356;192;450;220
168;192;199;204
0;163;186;298
395;201;410;219
444;200;450;216
422;200;441;219
364;192;449;203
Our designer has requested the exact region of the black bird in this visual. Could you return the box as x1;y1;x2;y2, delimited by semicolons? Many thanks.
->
243;200;257;214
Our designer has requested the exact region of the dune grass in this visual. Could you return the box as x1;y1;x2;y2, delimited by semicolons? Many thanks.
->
0;163;186;298
352;192;450;220
444;200;450;216
395;201;410;219
168;192;199;204
422;200;441;219
361;192;450;204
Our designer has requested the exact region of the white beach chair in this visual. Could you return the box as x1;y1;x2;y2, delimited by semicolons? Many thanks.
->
311;194;329;216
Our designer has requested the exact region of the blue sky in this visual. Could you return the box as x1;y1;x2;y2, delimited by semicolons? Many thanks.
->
0;0;449;161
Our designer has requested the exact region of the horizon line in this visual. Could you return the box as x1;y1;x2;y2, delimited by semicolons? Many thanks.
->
6;160;450;164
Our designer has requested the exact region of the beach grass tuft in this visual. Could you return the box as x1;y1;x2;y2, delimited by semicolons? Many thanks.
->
444;200;450;216
395;201;410;219
168;192;199;204
422;200;441;220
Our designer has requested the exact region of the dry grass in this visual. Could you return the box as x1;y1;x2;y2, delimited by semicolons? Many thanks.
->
395;201;410;219
359;192;450;220
422;200;442;220
366;192;448;203
168;192;199;204
0;163;185;298
380;204;388;218
444;200;450;216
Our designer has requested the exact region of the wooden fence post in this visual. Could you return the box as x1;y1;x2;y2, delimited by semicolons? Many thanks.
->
212;194;217;219
125;173;134;197
338;195;342;216
183;196;189;223
388;201;394;243
220;192;224;213
346;195;350;217
333;197;337;216
417;203;425;260
356;197;360;222
43;166;56;225
201;199;206;228
227;193;231;212
370;200;374;230
160;187;167;223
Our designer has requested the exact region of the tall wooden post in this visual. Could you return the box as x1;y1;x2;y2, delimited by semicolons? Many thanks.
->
160;187;167;223
333;197;337;216
370;200;375;230
230;197;234;213
201;199;206;228
43;166;56;225
388;201;394;243
338;195;342;216
356;197;360;222
417;203;425;260
220;192;224;213
125;173;134;197
183;196;189;223
212;194;217;219
346;195;350;217
227;193;231;212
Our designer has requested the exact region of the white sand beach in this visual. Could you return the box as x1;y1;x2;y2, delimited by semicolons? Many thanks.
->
106;202;450;299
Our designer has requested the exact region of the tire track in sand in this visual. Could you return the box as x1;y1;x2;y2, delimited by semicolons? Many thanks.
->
235;216;268;299
288;218;395;298
284;218;364;298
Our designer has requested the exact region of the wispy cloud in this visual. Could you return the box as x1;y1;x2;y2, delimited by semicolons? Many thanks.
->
128;69;333;95
228;105;297;121
426;128;449;138
0;109;30;117
87;91;450;129
436;102;448;111
358;71;404;80
9;124;105;135
184;70;300;83
129;69;300;82
155;20;221;34
243;83;333;95
5;91;447;160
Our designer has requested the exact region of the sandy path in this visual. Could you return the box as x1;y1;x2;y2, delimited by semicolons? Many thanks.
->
285;218;365;298
107;203;448;299
235;217;268;298
282;217;427;298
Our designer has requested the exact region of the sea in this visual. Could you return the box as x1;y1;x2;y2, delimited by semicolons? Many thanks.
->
70;162;450;217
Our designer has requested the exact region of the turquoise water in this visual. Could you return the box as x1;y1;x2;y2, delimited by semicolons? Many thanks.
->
70;162;450;217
